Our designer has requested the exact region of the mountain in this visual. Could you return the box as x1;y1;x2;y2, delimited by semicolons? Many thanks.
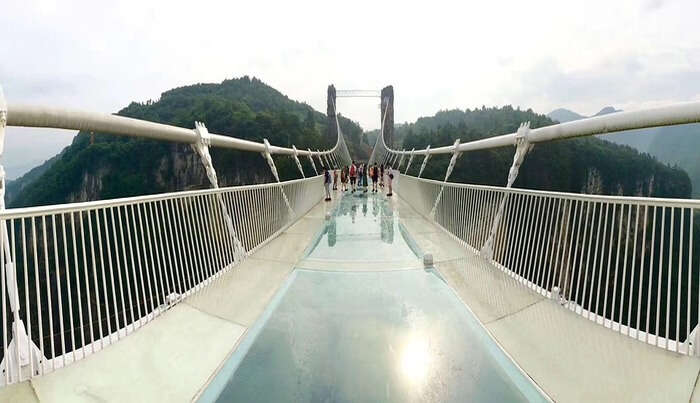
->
398;106;690;199
9;76;365;208
548;106;700;197
547;108;585;123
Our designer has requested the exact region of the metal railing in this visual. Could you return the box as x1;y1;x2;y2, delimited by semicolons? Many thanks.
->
0;175;323;385
397;174;700;355
0;85;343;386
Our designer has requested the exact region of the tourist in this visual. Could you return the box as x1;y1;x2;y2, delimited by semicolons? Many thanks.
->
361;163;369;193
386;166;394;196
371;163;379;192
333;168;338;190
380;164;385;188
349;161;357;192
323;167;332;201
340;166;347;191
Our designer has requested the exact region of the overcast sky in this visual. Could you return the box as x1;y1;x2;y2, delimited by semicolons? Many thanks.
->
2;0;699;178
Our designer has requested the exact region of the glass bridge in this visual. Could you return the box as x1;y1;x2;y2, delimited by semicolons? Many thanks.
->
199;192;547;402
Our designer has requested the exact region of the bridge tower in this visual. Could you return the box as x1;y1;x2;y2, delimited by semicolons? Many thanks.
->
381;85;394;147
326;84;338;144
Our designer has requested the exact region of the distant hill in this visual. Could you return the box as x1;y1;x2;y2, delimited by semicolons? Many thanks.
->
397;106;690;199
547;106;700;197
10;76;366;207
547;108;585;123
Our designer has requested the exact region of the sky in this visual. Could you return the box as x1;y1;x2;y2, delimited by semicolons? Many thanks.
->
1;0;700;178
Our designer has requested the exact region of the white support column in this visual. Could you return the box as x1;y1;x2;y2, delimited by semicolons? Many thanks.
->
430;139;462;217
0;86;45;384
191;122;247;260
262;139;295;218
316;149;325;168
418;145;431;178
481;122;533;261
404;148;415;174
307;148;318;175
292;145;305;178
396;151;405;170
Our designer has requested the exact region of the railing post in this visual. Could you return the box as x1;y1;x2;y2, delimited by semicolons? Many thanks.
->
191;122;247;260
430;139;461;217
292;145;305;178
307;148;318;175
262;139;295;218
0;86;45;384
396;151;405;170
404;148;415;174
316;149;325;169
418;145;431;178
481;122;533;261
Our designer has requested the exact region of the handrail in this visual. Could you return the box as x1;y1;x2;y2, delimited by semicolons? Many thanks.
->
378;100;700;156
7;104;340;157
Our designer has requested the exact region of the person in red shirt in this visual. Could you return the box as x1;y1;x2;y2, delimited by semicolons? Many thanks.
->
349;161;357;193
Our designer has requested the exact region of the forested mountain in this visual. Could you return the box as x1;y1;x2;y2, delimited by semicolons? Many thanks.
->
9;76;366;208
548;106;700;197
397;106;690;199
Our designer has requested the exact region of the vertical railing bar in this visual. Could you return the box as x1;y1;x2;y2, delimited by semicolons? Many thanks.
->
186;196;206;287
619;203;632;334
50;215;66;368
79;213;96;352
122;205;142;328
627;205;641;336
194;196;214;282
543;198;562;293
142;203;162;315
60;214;76;363
161;199;183;296
105;207;125;339
687;210;694;352
134;204;155;319
676;208;684;351
602;204;618;326
562;200;583;304
637;206;649;337
666;207;675;349
573;201;591;308
115;206;135;331
566;200;584;306
580;201;597;318
586;202;604;320
21;219;34;377
147;202;168;312
41;215;56;371
655;207;666;346
611;203;625;329
179;198;200;291
95;209;114;342
155;200;176;301
171;198;193;293
645;206;658;343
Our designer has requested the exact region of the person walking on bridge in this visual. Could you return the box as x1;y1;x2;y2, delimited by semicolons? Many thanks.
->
323;167;332;201
340;166;348;191
386;166;394;197
371;163;379;192
333;168;339;191
349;161;357;193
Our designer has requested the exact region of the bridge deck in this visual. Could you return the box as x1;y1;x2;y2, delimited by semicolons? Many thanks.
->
3;189;700;402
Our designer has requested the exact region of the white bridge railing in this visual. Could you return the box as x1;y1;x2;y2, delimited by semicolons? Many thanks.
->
397;174;700;355
0;85;349;386
0;175;323;385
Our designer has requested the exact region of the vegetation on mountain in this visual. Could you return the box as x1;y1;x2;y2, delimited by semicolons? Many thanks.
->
10;76;366;207
398;106;691;199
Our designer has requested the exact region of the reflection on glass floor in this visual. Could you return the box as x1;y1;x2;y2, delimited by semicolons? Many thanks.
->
207;270;546;402
305;192;420;261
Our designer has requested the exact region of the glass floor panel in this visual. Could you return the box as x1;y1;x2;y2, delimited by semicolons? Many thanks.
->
305;192;421;261
200;270;547;402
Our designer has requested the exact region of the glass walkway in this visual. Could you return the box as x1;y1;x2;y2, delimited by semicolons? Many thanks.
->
199;192;547;402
